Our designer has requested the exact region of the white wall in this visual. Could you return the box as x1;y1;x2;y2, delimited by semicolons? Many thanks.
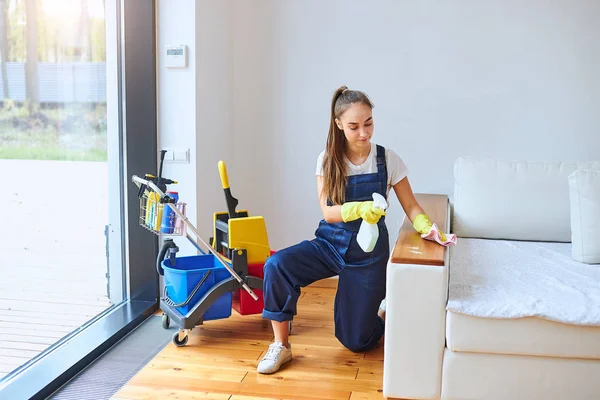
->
158;0;600;252
194;0;234;250
230;0;600;251
156;0;197;255
156;0;232;255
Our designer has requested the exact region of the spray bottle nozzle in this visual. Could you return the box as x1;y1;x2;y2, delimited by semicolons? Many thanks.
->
372;193;388;211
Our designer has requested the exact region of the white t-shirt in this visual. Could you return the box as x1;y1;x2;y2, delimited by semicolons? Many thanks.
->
315;143;409;196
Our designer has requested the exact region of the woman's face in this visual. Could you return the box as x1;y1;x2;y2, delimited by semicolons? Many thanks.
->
336;103;373;150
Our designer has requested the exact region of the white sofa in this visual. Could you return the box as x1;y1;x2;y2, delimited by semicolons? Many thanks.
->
383;158;600;400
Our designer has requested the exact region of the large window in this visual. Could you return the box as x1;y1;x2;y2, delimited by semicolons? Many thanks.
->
0;0;114;379
0;1;158;398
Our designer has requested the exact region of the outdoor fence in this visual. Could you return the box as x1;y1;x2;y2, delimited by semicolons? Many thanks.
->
0;62;106;103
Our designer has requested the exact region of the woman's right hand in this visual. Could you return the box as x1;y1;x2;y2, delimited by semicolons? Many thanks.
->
341;201;386;224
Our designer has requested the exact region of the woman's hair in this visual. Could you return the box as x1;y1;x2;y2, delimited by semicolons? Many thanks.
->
322;85;374;205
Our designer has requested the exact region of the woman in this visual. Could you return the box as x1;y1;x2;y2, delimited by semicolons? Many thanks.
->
257;86;443;374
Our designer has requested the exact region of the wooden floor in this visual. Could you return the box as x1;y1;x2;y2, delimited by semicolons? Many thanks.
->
0;160;111;379
114;278;389;400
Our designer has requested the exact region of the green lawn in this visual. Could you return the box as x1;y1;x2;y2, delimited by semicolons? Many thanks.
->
0;145;107;161
0;102;107;162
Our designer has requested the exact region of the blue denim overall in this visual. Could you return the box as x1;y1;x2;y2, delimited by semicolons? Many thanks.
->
262;145;389;353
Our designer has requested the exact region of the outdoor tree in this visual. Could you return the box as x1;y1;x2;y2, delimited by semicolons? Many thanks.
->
0;0;108;161
0;0;10;99
24;0;39;113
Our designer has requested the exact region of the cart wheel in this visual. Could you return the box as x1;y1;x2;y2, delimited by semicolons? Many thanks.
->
161;313;170;329
288;320;293;334
172;332;188;347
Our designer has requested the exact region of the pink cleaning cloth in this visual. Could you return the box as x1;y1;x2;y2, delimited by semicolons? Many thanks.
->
421;223;457;246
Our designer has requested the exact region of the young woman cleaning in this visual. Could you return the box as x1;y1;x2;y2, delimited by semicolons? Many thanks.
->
257;86;447;374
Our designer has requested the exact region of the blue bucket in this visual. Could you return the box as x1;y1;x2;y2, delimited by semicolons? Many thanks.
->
162;254;232;320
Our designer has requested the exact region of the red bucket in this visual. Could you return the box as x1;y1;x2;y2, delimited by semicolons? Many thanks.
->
232;250;276;315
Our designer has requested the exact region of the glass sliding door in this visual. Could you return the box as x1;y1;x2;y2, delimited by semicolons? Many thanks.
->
0;0;123;383
0;0;158;397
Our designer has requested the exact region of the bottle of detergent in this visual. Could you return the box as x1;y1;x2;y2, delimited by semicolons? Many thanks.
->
160;191;179;234
356;192;388;252
145;191;160;229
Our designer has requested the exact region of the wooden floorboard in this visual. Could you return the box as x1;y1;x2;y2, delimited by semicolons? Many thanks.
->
0;160;112;380
114;278;390;400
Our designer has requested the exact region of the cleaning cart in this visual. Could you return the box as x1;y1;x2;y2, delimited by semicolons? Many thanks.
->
132;151;276;347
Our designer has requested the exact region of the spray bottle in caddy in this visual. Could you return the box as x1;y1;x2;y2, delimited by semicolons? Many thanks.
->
356;192;388;252
160;191;179;233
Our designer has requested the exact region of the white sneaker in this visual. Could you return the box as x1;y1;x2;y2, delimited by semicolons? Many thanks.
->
379;298;386;311
257;341;292;374
378;298;387;320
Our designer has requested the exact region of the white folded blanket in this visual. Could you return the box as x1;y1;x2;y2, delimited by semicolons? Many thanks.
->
447;238;600;326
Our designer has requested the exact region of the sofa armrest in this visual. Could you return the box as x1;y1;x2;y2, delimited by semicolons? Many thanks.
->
391;193;449;266
383;194;450;400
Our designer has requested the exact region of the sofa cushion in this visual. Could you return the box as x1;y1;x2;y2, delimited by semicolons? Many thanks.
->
441;348;600;400
569;169;600;264
446;311;600;360
447;238;600;325
453;158;600;242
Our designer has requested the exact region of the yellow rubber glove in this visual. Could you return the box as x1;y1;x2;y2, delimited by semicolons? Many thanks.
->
341;201;386;224
413;213;447;242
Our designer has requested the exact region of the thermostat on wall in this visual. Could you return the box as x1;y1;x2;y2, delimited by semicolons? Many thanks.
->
165;45;187;68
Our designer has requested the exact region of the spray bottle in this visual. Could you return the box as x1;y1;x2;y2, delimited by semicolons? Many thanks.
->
356;192;388;252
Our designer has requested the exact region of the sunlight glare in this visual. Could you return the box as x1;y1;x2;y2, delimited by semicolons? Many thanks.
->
41;0;105;20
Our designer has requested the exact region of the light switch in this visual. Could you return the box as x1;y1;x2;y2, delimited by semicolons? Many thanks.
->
174;149;189;162
163;150;174;161
177;149;190;163
163;148;189;164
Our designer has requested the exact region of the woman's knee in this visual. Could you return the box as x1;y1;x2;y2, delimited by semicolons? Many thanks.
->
338;335;375;353
263;251;288;279
335;315;384;353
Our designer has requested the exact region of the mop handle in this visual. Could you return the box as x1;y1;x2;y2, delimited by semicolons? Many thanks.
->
218;160;239;219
